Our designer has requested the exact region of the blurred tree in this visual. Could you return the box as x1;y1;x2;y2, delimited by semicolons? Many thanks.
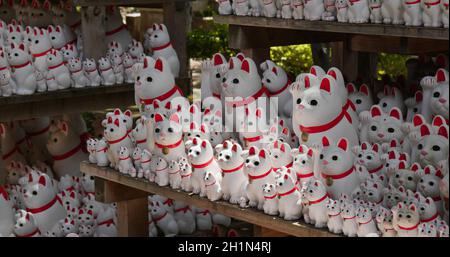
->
270;45;313;76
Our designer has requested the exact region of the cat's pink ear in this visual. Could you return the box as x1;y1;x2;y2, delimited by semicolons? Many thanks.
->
280;144;286;153
307;149;313;158
304;76;310;88
249;146;256;156
284;174;289;180
432;115;446;128
319;77;331;93
413;115;424;127
236;53;245;61
327;69;337;80
271;67;278;76
411;163;420;172
258;149;266;159
241;60;250;73
409;204;416;212
213;53;224;66
310;66;317;76
322;136;330;147
415;91;423;102
337;138;348;151
124;110;132;117
114;119;120;127
372;143;379;153
361;142;368;150
143;57;148;69
398;161;406;170
370;106;382;118
169;114;179;124
232;144;238;153
38;175;47;187
19;43;25;51
360;84;369;96
436;69;447;83
201;141;207;149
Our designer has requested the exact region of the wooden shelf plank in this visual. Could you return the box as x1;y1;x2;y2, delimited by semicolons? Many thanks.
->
81;162;339;237
214;15;449;41
0;84;134;122
77;0;193;7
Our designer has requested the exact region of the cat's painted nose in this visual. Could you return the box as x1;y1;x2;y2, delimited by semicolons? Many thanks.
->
322;160;329;165
377;133;384;138
297;105;305;110
420;150;428;156
439;98;447;103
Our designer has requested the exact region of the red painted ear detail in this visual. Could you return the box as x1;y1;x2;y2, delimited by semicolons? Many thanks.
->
410;163;420;172
154;58;163;72
114;119;120;127
272;67;278;76
361;142;368;150
258;149;266;159
327;69;337;80
249;146;256;156
389;108;402;120
346;83;356;94
241;60;250;73
310;66;316;75
413;115;424;127
38;175;46;187
415;91;423;102
436;69;446;83
232;144;238;152
320;77;331;93
304;76;311;88
154;113;164;123
322;136;330;147
213;53;224;66
420;125;431;137
236;53;245;61
360;84;369;96
432;116;446;127
372;144;379;152
438;126;448;139
143;57;148;69
370;106;382;118
398;161;406;170
337;138;348;151
307;149;313;158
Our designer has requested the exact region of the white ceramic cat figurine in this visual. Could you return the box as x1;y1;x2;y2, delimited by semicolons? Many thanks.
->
105;6;132;52
356;205;378;237
148;24;180;77
149;200;179;237
83;58;101;87
98;57;116;86
326;199;343;234
204;170;223;201
262;183;279;215
403;0;422;26
262;0;277;17
417;165;444;214
422;0;442;27
275;167;302;220
111;53;124;84
60;44;78;63
234;0;250;16
46;121;88;178
243;146;276;210
95;138;109;167
410;124;448;168
322;0;337;21
6;42;37;95
13;210;41;237
392;202;420;237
152;156;169;186
68;57;89;88
336;0;349;22
217;0;233;15
103;116;134;169
46;49;71;90
347;0;369;23
180;159;193;192
304;0;325;20
442;0;449;27
167;160;182;189
152;113;186;162
22;174;66;234
303;179;329;228
291;145;316;185
381;0;404;24
319;136;359;199
215;140;248;204
341;200;358;237
187;138;222;197
173;201;196;235
347;83;373;115
368;0;382;23
291;0;305;19
118;146;135;176
123;53;135;83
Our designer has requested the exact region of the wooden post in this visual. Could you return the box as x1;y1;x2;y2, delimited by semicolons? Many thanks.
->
81;6;107;60
117;197;148;237
163;1;192;95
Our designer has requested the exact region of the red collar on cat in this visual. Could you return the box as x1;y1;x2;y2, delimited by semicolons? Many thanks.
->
152;42;172;51
32;48;52;58
154;137;183;150
343;215;356;220
196;209;210;216
0;66;7;71
398;222;419;231
222;162;244;173
191;157;214;169
26;124;50;137
243;135;263;143
136;138;147;145
405;0;420;4
297;171;314;179
225;87;268;107
308;193;329;205
119;156;130;161
205;180;217;187
424;0;441;7
174;206;191;213
48;61;65;70
321;166;355;180
152;211;168;222
278;186;298;198
97;147;108;153
107;132;129;145
267;79;291;97
212;92;221;99
328;212;341;217
139;85;183;105
52;142;82;161
26;195;62;214
368;164;384;174
421;212;439;223
248;167;273;180
358;218;373;225
299;106;352;134
2;145;18;160
11;61;32;69
105;24;127;36
264;194;277;200
97;219;115;227
163;199;173;207
17;228;40;237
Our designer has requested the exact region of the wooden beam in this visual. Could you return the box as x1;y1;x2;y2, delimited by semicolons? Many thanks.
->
0;85;134;122
215;15;449;40
351;36;449;54
163;1;192;96
95;177;149;203
78;0;193;7
81;6;107;60
228;25;347;49
117;197;148;236
253;225;289;237
81;162;338;237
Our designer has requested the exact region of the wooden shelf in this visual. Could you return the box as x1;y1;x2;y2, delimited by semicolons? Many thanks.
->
77;0;192;7
81;162;339;237
0;84;135;122
214;15;449;41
